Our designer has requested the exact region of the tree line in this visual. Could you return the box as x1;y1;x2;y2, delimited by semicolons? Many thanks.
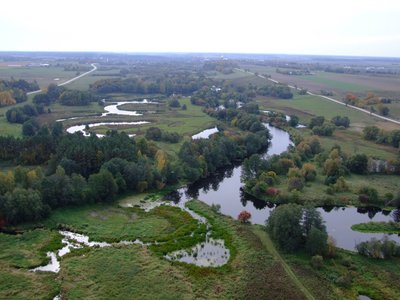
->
0;79;39;107
0;110;271;225
363;126;400;148
90;74;215;96
32;84;97;106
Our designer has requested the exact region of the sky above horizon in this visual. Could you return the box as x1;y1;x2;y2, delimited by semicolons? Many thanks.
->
2;0;400;57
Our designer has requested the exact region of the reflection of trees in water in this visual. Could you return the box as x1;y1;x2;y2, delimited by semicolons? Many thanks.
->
185;165;238;199
321;206;335;213
321;206;389;220
163;190;182;204
392;209;400;223
185;186;199;200
357;207;382;219
239;189;274;210
175;162;277;212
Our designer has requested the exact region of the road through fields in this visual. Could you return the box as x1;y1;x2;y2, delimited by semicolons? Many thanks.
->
27;63;97;95
235;68;400;126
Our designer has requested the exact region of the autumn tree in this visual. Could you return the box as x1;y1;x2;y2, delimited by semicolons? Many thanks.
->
0;91;16;107
238;210;251;223
301;163;317;181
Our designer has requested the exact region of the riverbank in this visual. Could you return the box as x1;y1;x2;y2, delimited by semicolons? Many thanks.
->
3;194;400;299
0;198;311;299
242;172;400;210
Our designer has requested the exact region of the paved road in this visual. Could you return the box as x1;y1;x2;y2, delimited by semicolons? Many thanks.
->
235;68;400;126
27;63;97;95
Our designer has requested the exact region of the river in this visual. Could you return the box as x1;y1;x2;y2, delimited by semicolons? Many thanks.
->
60;98;400;251
178;124;400;251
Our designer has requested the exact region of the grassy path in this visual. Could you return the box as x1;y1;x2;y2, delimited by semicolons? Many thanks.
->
251;225;316;300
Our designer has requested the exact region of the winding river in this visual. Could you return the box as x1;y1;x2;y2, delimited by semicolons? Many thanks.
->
61;99;157;137
58;102;400;253
178;124;400;251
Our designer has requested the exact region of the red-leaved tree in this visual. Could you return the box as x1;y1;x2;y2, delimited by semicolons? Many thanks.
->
238;210;251;223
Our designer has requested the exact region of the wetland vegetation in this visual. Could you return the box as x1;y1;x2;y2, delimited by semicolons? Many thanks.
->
1;52;399;299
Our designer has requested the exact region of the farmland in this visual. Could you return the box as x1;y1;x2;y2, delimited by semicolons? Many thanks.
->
0;65;78;88
241;63;400;122
243;64;400;98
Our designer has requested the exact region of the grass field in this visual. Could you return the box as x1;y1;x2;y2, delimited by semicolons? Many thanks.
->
243;64;400;98
208;70;254;80
285;249;400;300
54;97;217;140
66;70;121;91
0;229;61;299
258;94;386;127
0;66;77;88
3;196;400;299
1;196;313;299
301;73;370;93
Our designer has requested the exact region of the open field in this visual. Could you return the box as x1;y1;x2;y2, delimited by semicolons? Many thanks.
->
207;70;254;80
66;70;121;91
0;66;78;88
257;94;400;131
243;64;400;98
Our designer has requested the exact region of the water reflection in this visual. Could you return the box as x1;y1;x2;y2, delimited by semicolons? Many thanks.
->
172;124;400;251
392;209;400;223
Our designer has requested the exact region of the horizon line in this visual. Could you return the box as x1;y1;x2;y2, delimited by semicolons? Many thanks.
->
0;50;399;60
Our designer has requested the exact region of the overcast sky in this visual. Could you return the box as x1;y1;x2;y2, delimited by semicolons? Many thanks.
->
1;0;400;57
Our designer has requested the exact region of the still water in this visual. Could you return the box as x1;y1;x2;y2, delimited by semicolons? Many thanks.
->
176;124;400;251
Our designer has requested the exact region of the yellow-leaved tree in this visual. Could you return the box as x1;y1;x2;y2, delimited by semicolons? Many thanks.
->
0;91;16;107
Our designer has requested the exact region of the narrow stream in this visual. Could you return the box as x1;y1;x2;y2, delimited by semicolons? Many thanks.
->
58;99;156;137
